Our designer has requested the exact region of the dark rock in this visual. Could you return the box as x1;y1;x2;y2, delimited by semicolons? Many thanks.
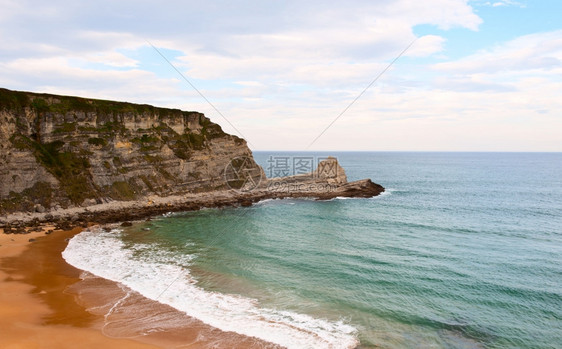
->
240;199;253;207
121;221;133;227
28;238;36;242
56;221;72;231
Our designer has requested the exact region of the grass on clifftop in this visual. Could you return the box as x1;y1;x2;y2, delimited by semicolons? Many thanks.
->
0;87;201;117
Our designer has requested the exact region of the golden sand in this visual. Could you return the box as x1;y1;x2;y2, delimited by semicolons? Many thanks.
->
0;227;159;349
0;226;278;349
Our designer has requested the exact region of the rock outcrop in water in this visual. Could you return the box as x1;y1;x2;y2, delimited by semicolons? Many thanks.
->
0;87;384;227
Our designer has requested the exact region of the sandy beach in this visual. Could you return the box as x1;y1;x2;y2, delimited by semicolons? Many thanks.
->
0;226;280;349
0;227;161;349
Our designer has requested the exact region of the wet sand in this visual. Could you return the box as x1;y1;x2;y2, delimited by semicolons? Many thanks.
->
0;227;158;348
0;227;280;348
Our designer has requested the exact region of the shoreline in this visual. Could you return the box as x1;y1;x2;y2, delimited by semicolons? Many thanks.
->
1;178;384;230
0;227;159;348
0;226;284;348
0;161;381;348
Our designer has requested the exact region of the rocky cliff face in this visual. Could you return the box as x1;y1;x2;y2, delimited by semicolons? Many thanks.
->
0;88;258;213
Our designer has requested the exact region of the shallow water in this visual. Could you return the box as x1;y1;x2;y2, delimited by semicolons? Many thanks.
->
64;152;562;348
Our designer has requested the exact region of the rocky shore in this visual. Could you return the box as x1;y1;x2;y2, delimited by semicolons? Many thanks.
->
1;88;384;233
1;157;384;233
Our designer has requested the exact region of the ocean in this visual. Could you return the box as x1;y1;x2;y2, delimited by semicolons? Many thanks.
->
62;152;562;348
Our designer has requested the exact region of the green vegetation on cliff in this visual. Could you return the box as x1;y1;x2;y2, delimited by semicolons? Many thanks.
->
9;134;96;204
0;87;192;117
0;87;250;214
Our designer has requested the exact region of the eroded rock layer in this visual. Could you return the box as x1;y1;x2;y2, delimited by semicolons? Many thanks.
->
0;88;257;213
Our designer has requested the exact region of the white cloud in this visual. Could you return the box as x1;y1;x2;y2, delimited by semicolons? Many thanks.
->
77;52;139;68
1;1;560;151
406;35;447;57
0;56;188;107
433;30;562;74
475;0;526;8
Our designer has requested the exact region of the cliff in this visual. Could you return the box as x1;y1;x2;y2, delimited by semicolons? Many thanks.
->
0;88;258;214
1;88;384;229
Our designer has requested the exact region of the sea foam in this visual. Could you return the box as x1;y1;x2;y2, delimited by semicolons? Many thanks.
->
62;229;359;349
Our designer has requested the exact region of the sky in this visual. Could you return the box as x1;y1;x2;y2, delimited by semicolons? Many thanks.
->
1;0;561;151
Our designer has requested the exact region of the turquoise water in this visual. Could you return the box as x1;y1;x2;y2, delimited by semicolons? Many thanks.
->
65;152;562;348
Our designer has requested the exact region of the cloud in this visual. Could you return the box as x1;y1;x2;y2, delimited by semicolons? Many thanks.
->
0;56;188;106
433;30;562;74
406;35;447;57
0;1;480;91
474;0;526;8
1;1;560;151
77;52;139;68
434;76;517;92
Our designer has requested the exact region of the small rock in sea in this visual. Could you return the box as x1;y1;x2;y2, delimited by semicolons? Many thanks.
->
45;230;53;235
34;204;46;213
121;221;133;227
64;238;70;242
28;238;36;242
142;227;151;231
102;227;112;232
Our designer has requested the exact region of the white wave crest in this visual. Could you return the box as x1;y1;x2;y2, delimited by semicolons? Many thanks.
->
62;229;359;349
